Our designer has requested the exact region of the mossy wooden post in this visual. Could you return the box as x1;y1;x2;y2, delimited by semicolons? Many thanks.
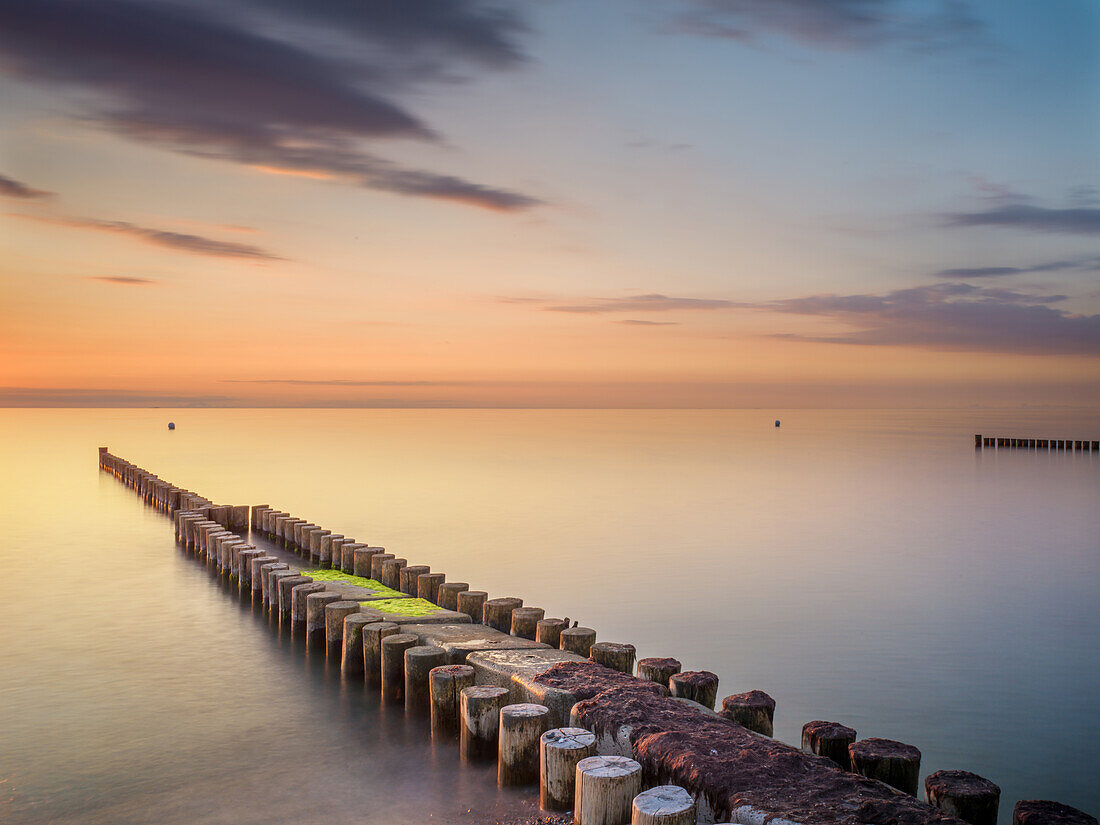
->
370;553;395;581
1013;800;1098;825
405;645;448;712
325;601;361;658
460;685;510;760
342;613;381;675
632;785;696;825
540;727;596;812
589;642;635;674
381;633;418;704
381;557;407;590
536;618;567;648
560;627;597;656
364;622;401;687
925;771;1000;825
511;607;545;640
319;534;344;568
354;547;382;578
499;703;550;786
309;529;331;564
574;755;642;825
400;565;430;595
430;664;476;738
306;592;343;649
438;582;469;611
276;575;312;620
250;504;269;531
849;738;921;796
418;572;446;603
637;657;680;688
484;597;523;632
668;670;718;710
458;590;488;623
340;542;362;574
801;721;857;770
291;582;327;632
720;690;776;736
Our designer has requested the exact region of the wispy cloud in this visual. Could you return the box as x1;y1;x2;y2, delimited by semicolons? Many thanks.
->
944;203;1100;235
0;173;52;199
86;276;159;285
0;0;540;212
756;283;1100;355
617;319;681;326
935;255;1100;279
222;379;462;386
540;294;734;314
11;212;281;260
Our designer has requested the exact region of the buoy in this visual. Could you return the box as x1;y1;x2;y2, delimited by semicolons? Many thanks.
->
775;420;781;428
168;422;175;430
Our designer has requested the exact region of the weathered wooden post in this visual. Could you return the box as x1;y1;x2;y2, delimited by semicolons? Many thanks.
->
510;607;545;639
276;575;313;620
268;570;301;612
483;597;523;632
305;592;343;649
354;547;382;578
363;622;401;687
849;738;921;795
418;572;446;603
631;785;696;825
437;582;469;610
560;626;597;656
460;686;510;760
575;755;642;825
405;645;448;712
457;590;488;623
1013;800;1097;825
540;727;597;812
925;771;1000;825
719;690;776;736
325;601;361;658
370;553;395;581
536;618;568;648
589;642;636;674
499;703;551;786
258;562;289;605
291;582;327;632
430;664;476;738
637;657;681;688
381;633;418;703
669;670;718;709
320;534;344;568
250;557;280;600
381;557;407;590
342;613;381;675
340;542;363;574
400;565;430;595
801;720;857;769
974;434;982;449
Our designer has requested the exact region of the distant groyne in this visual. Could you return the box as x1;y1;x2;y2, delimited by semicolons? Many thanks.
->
975;434;1098;451
97;446;1097;825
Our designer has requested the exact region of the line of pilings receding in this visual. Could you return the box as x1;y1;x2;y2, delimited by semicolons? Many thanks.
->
975;434;1099;451
96;446;1098;825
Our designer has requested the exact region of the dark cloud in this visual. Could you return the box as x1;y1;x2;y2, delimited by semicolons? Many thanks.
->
670;0;984;51
617;319;681;326
0;0;539;212
13;213;281;260
759;283;1100;355
944;202;1100;234
86;276;159;285
935;256;1100;279
545;294;735;313
0;173;52;199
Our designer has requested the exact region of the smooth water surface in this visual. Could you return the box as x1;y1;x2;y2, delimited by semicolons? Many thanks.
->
1;408;1097;823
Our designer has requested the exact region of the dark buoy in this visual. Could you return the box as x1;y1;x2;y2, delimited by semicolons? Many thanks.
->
775;419;781;428
167;422;175;430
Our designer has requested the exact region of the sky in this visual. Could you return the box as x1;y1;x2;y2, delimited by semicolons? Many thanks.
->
1;0;1098;408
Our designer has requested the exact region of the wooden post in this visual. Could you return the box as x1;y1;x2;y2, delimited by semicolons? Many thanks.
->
342;613;381;675
460;686;510;760
400;565;430;595
457;590;488;623
631;785;696;825
974;434;982;449
668;670;718;710
340;542;362;573
291;582;327;631
589;642;636;674
381;633;418;704
418;572;446;603
258;563;289;605
1013;800;1097;825
381;557;407;590
637;657;681;688
437;582;469;610
325;601;361;658
276;575;312;619
801;720;856;770
353;547;383;578
499;703;551;786
574;755;642;825
536;618;568;648
250;557;280;599
849;738;921;796
719;690;776;736
363;622;401;687
430;664;476;738
540;727;596;811
511;607;545;639
483;597;523;632
925;770;1000;825
560;627;597;656
405;645;448;712
306;592;343;649
370;553;395;581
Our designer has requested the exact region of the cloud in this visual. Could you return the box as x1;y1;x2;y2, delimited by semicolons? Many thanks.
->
935;256;1100;279
0;0;539;212
222;379;461;386
757;283;1100;354
944;202;1100;235
86;276;159;285
617;319;681;326
669;0;985;52
12;213;281;260
543;294;735;313
0;173;52;199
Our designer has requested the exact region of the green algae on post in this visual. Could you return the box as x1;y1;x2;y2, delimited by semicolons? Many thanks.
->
296;568;404;598
362;597;443;617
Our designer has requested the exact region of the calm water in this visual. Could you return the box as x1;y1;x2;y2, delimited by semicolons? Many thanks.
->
1;408;1098;823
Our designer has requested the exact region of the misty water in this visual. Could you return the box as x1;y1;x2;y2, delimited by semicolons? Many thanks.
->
1;408;1097;824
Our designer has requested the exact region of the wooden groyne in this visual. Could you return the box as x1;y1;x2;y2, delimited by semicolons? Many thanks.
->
97;446;1097;825
975;434;1098;451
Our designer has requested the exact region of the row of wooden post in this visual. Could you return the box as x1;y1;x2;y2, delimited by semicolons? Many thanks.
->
975;434;1098;451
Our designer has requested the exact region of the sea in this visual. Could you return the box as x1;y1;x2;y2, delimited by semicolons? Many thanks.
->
1;408;1097;824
